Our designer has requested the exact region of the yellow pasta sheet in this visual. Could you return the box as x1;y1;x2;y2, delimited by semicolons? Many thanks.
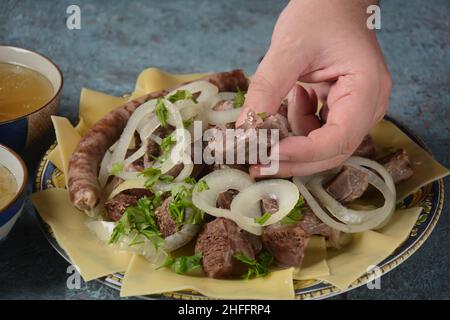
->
318;207;422;289
370;120;449;201
121;255;295;300
31;188;132;281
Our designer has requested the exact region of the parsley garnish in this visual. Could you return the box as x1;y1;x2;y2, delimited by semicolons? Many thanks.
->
280;196;306;225
183;177;197;185
233;88;246;108
139;167;174;189
158;252;203;275
158;135;176;162
234;250;274;280
195;179;210;192
109;196;164;250
155;98;169;126
257;112;268;120
108;162;124;176
183;117;194;128
254;212;271;225
169;184;204;228
168;90;198;104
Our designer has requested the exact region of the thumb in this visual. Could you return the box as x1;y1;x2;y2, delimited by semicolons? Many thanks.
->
236;46;311;126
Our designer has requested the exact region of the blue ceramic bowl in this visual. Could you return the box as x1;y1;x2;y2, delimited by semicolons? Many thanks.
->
0;144;28;241
0;45;63;152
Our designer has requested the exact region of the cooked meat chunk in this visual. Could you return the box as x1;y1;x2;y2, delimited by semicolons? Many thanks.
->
195;218;257;278
208;110;290;165
353;135;377;158
278;100;288;118
325;165;369;203
143;124;175;167
262;222;309;267
260;197;278;214
155;197;177;238
299;209;341;248
378;148;413;184
216;189;239;210
261;113;290;140
104;188;153;221
213;99;234;112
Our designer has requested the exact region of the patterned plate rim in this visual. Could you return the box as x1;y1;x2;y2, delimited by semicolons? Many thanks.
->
32;116;446;300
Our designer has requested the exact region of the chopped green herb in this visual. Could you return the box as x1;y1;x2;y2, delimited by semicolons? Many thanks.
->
109;196;164;250
158;252;203;275
257;112;268;120
158;135;176;162
233;88;246;108
155;98;169;126
167;90;198;104
254;212;271;225
185;209;205;225
183;117;195;128
183;177;197;185
196;179;210;192
169;184;204;227
139;167;174;189
108;162;124;176
280;196;306;225
234;250;274;280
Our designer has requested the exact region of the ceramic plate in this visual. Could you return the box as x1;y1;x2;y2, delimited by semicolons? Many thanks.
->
32;117;445;300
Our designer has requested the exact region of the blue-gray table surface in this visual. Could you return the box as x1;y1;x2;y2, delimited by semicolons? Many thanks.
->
0;0;449;300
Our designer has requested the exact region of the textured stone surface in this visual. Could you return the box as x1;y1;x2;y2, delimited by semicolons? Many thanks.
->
0;0;449;300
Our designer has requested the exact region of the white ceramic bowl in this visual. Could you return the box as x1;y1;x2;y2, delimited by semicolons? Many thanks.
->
0;144;28;241
0;45;63;152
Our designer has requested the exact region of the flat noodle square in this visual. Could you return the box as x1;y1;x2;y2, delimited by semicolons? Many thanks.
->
370;120;449;201
31;189;132;281
120;254;295;300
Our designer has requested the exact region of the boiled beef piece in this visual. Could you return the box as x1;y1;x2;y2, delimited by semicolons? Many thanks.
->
353;135;377;158
262;222;309;268
104;188;153;221
216;189;239;210
195;218;259;278
325;165;369;203
154;197;178;238
260;197;278;214
378;148;413;184
299;209;341;248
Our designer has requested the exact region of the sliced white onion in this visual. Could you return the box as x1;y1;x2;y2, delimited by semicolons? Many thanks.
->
98;149;113;188
230;179;299;230
123;145;146;167
86;219;200;258
206;93;242;125
173;153;194;181
166;81;218;109
109;99;157;171
293;156;396;233
107;177;146;200
192;168;254;219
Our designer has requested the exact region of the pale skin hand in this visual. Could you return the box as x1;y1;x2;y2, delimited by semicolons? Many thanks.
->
237;0;392;178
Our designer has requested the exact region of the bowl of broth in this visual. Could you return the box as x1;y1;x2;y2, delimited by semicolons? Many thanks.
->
0;144;28;241
0;45;63;152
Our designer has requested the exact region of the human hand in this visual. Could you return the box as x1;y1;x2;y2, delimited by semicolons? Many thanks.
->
237;0;392;178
